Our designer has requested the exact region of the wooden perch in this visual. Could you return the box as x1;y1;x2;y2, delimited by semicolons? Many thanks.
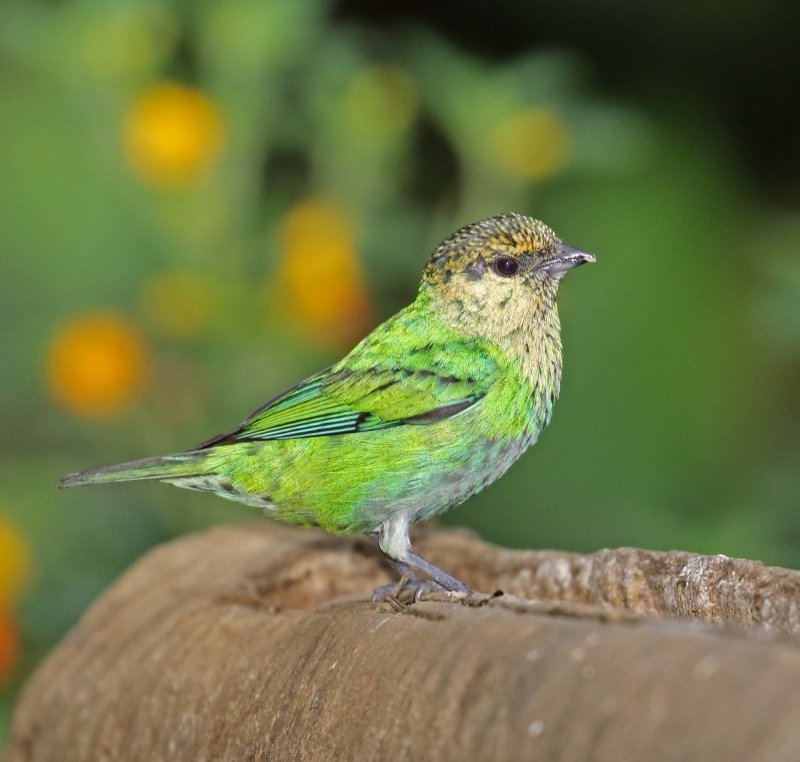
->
7;523;800;761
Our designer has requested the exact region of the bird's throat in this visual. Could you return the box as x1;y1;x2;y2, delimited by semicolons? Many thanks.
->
420;279;563;408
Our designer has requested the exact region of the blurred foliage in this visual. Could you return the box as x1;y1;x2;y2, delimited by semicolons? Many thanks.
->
1;0;799;745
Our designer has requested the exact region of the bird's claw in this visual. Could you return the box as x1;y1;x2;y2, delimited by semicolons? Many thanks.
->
372;573;471;608
412;579;468;602
371;572;416;608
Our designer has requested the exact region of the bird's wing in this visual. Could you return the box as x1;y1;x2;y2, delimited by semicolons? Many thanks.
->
197;337;498;446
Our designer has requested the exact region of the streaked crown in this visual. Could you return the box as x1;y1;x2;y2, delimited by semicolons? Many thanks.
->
423;213;560;284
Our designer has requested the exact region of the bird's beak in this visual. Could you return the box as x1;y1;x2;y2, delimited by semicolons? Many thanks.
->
537;242;596;274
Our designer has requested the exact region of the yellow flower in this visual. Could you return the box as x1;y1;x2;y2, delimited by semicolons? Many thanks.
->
274;199;372;349
344;66;418;138
0;517;30;609
124;83;224;187
490;108;571;180
47;314;149;418
140;271;217;339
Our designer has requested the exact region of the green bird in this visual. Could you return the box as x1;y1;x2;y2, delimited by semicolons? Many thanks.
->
61;213;594;600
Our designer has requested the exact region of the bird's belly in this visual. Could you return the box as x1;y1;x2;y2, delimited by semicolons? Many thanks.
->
236;416;539;535
405;433;534;525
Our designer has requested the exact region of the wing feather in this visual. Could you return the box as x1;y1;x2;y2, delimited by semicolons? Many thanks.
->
197;319;498;447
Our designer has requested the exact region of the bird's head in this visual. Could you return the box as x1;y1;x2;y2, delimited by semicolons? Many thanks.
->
421;213;595;338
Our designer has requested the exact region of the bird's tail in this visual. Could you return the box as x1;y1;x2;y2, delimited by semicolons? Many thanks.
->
59;451;211;489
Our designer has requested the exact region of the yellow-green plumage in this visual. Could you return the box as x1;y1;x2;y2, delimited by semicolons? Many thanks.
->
61;213;594;598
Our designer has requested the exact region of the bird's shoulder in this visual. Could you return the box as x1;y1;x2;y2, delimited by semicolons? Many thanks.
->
328;301;503;422
196;301;507;447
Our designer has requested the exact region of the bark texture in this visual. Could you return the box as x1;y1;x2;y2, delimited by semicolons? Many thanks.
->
7;523;800;761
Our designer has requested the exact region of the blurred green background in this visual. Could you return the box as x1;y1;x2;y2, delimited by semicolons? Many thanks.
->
1;0;799;742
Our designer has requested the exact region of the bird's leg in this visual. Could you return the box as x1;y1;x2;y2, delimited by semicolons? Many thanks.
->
367;532;423;601
366;531;412;574
402;551;470;593
368;521;471;603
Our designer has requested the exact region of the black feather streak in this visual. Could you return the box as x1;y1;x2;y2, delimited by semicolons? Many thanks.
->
402;398;477;424
370;379;400;393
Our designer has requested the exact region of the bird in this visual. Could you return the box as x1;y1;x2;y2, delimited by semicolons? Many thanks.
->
60;213;595;601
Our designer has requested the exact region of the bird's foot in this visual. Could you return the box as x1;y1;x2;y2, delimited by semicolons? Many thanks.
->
372;572;471;609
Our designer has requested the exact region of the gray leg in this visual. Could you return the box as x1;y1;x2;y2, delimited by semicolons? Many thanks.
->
403;551;469;593
367;526;470;601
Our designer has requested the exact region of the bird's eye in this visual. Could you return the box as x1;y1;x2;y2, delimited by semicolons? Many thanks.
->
494;256;519;277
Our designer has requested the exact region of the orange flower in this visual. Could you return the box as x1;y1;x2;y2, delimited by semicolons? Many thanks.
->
0;610;19;685
0;516;27;686
490;108;571;180
0;517;30;609
274;199;372;349
124;82;224;187
47;314;149;417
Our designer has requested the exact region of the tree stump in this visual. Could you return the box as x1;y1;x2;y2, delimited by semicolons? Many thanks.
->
6;523;800;761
